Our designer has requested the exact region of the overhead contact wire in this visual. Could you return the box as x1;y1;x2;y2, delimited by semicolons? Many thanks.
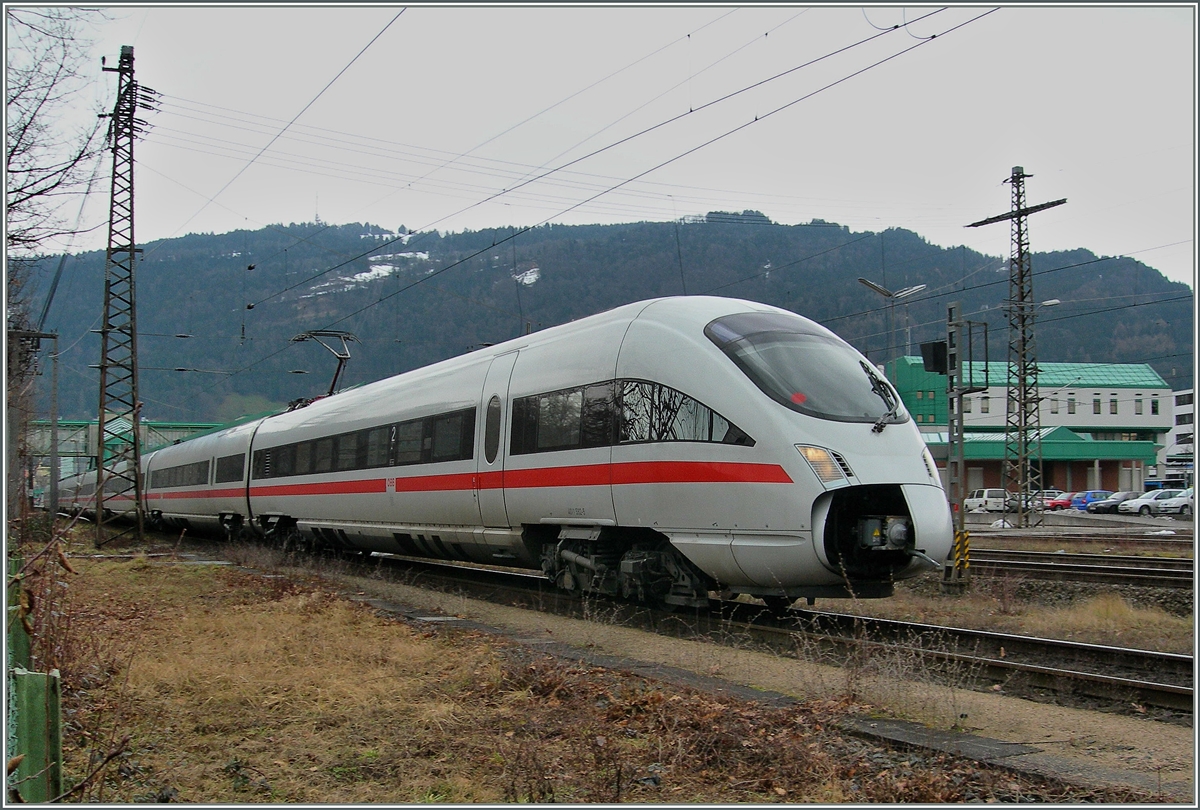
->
247;8;950;311
210;7;995;390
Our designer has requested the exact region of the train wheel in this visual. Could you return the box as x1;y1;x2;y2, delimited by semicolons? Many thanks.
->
281;529;306;554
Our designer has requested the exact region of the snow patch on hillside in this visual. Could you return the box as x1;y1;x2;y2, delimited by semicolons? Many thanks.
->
513;268;540;286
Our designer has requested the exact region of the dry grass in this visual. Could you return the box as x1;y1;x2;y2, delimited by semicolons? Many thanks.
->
1020;592;1194;652
832;580;1194;655
49;553;1144;803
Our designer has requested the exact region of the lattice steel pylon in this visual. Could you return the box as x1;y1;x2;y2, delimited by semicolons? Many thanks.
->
967;167;1066;527
95;46;158;546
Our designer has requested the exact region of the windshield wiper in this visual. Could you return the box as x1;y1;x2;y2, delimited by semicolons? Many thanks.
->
860;361;899;433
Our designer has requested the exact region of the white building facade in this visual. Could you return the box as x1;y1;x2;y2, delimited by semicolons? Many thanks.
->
1160;388;1194;487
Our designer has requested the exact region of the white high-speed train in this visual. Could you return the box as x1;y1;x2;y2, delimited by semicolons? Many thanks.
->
63;296;952;608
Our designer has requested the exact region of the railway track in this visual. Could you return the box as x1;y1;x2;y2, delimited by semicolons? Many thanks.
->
970;531;1193;553
969;548;1194;589
355;553;1194;719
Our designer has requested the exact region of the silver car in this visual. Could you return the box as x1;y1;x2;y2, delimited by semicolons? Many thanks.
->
1155;487;1193;517
1117;489;1183;516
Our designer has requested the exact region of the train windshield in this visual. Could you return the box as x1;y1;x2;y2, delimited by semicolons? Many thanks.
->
705;312;908;425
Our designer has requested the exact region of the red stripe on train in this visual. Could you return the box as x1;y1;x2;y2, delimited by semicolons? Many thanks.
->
146;487;244;501
148;460;792;500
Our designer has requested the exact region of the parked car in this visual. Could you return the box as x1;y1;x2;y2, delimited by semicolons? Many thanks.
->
1005;490;1059;512
1117;489;1184;516
1154;487;1193;516
1070;490;1112;510
964;488;1008;512
1036;489;1063;510
1086;491;1142;514
1045;492;1079;511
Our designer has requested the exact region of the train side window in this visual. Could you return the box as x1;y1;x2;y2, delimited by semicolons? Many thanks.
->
510;397;537;455
431;410;475;462
581;383;615;448
717;418;754;446
215;453;245;483
366;426;390;467
395;420;423;465
538;390;583;451
617;381;655;443
337;432;359;471
154;459;211;487
314;437;334;473
617;380;754;446
274;445;296;477
512;379;751;453
294;442;312;475
484;396;502;464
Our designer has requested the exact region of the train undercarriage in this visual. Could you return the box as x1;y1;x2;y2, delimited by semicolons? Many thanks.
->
538;526;713;609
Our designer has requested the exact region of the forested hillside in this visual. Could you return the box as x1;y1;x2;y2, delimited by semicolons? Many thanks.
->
31;214;1194;424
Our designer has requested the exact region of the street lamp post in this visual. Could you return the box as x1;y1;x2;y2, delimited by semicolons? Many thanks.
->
858;278;927;360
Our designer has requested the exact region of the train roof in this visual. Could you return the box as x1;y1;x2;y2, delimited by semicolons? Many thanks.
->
276;295;789;414
172;295;817;443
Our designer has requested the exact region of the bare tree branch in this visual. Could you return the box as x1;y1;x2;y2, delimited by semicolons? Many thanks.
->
5;7;109;256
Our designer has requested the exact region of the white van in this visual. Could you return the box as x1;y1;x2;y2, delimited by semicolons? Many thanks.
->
964;488;1007;512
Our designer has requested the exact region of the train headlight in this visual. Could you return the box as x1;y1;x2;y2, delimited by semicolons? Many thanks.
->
796;445;849;484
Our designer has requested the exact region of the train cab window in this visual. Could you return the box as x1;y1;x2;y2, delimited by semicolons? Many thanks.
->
617;381;752;445
705;311;908;426
484;396;502;464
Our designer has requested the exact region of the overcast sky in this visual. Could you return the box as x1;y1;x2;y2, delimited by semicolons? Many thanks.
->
60;4;1197;288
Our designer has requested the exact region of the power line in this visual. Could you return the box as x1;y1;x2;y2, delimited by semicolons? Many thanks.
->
152;10;405;249
823;241;1194;327
242;8;955;310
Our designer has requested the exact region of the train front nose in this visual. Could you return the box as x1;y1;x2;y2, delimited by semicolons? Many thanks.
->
815;482;953;582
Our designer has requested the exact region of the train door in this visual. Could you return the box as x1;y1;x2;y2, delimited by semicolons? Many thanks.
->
477;350;518;527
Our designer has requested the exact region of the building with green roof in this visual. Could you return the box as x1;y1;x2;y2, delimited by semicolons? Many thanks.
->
886;357;1173;493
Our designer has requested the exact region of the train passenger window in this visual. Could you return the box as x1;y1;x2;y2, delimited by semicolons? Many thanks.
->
616;381;750;444
153;459;211;488
274;445;296;477
294;442;312;475
510;397;538;455
511;379;751;455
538;390;583;451
484;396;502;464
314;438;334;473
581;383;615;448
337;432;359;471
617;381;654;443
214;453;245;483
394;420;423;465
366;426;390;467
431;410;475;462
